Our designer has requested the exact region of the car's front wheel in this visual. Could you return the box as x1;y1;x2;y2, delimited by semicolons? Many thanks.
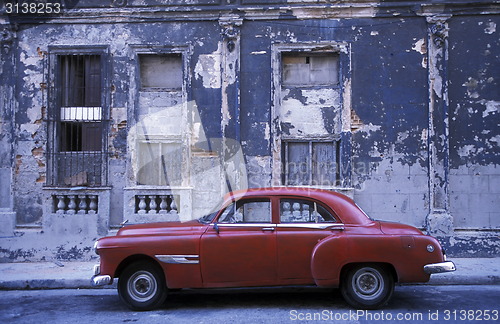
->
341;264;394;309
118;261;167;311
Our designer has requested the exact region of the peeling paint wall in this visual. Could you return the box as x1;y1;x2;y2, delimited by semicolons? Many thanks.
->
1;1;499;261
448;16;500;231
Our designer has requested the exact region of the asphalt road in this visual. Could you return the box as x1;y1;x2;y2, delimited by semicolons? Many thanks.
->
1;285;499;323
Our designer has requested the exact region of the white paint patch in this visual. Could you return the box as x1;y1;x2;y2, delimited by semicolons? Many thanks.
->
421;128;428;142
482;100;499;118
396;131;409;143
194;44;222;89
359;123;382;133
250;51;267;55
457;144;476;157
412;38;426;55
280;97;328;135
485;21;496;34
280;88;341;136
490;135;500;146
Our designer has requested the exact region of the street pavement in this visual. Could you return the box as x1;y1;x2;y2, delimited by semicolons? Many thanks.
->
0;258;498;290
1;285;500;323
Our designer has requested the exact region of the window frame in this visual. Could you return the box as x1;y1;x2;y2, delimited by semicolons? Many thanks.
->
271;42;352;190
281;137;342;188
46;46;110;187
138;53;183;91
216;198;273;224
130;45;191;189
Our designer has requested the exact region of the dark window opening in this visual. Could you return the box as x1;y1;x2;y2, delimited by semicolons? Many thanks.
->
61;55;101;107
60;122;103;152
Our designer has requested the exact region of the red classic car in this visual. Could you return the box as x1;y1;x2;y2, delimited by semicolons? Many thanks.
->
92;187;455;310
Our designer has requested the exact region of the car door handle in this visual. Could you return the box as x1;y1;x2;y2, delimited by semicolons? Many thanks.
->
262;227;275;232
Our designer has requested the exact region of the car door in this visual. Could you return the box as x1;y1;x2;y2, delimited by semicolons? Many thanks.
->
200;197;277;286
276;197;343;283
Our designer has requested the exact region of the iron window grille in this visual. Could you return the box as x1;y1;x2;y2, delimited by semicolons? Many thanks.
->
46;53;109;187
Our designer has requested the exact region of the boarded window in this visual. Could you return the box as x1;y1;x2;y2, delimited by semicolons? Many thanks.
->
139;54;182;90
282;140;340;187
46;53;108;187
282;53;339;86
136;141;183;186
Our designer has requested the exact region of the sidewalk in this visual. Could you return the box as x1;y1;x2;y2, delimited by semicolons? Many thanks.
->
0;258;498;290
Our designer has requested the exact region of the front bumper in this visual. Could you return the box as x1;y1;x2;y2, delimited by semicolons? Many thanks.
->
424;261;456;274
91;264;113;286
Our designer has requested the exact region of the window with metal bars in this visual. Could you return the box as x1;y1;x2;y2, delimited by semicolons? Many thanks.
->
46;53;109;187
281;140;341;187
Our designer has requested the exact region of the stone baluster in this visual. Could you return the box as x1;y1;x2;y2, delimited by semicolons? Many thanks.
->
137;195;147;214
159;195;168;214
67;195;77;214
56;195;66;214
169;197;177;214
302;204;310;222
88;195;97;214
78;195;87;214
281;202;292;222
292;202;301;221
148;195;158;214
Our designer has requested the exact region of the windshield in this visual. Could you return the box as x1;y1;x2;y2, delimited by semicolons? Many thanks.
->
197;198;225;224
197;211;218;224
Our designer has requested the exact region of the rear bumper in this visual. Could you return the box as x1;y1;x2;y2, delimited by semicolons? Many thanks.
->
424;261;456;274
91;264;113;286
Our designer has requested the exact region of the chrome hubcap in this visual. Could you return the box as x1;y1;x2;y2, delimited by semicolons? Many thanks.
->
128;271;157;302
352;267;383;300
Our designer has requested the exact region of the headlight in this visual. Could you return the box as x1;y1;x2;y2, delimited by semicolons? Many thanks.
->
94;241;100;255
426;244;435;253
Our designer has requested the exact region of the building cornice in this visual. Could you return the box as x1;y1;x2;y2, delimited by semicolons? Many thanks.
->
2;1;499;25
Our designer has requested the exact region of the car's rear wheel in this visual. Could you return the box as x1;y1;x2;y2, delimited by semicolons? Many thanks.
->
118;261;167;311
341;264;394;309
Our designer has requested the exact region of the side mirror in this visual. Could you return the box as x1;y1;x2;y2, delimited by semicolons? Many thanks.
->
213;223;220;234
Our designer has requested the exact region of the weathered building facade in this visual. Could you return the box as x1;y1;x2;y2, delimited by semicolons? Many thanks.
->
0;0;499;261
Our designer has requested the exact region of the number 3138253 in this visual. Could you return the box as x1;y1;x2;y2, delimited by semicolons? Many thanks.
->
5;2;62;14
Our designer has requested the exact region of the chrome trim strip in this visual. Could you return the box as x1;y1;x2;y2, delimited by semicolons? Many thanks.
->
424;261;456;274
91;275;112;286
210;223;275;228
156;254;200;264
277;223;345;230
209;223;344;230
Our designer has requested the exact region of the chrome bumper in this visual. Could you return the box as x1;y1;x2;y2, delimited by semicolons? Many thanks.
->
91;264;112;286
424;261;456;274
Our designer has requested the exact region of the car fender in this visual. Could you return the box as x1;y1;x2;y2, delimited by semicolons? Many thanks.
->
310;233;351;287
98;233;204;289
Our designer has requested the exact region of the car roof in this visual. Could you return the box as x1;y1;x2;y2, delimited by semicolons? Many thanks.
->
221;187;372;225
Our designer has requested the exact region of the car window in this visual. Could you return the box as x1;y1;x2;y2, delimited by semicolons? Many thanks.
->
218;199;271;223
280;198;336;223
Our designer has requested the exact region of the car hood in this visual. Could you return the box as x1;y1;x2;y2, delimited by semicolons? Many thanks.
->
378;221;424;235
116;220;207;236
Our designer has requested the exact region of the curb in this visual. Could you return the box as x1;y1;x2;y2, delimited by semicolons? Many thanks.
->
0;279;118;290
